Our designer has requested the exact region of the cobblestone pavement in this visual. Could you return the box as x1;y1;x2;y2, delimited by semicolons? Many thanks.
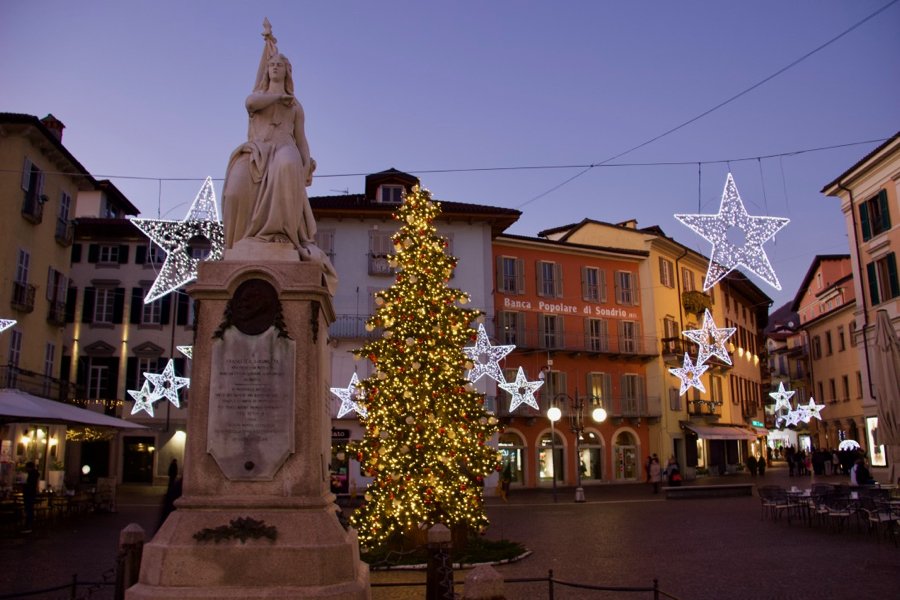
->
2;465;898;599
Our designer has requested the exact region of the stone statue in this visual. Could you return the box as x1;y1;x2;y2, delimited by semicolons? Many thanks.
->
223;19;337;293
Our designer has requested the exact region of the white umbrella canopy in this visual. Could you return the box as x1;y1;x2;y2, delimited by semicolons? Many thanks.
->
0;388;147;429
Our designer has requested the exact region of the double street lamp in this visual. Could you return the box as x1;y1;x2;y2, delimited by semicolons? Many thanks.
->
547;391;607;503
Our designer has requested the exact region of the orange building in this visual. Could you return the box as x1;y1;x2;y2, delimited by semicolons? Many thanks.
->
491;233;658;491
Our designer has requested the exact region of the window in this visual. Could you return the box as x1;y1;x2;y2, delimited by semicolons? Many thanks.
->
15;249;29;285
668;388;681;411
816;272;823;290
87;364;109;399
811;336;821;360
659;257;675;288
841;375;850;403
615;271;638;305
837;326;846;352
585;318;609;352
586;372;611;406
619;320;641;353
859;189;891;241
497;256;524;294
681;267;695;292
621;374;645;416
20;157;45;222
582;266;604;302
55;192;72;244
315;230;335;263
849;321;858;347
498;311;524;345
142;294;162;325
662;316;679;353
537;261;562;297
7;330;22;387
46;267;68;324
539;314;563;349
98;245;120;264
94;288;117;324
825;331;833;356
378;185;404;204
817;381;824;403
12;250;33;310
43;343;55;395
368;230;395;276
710;375;723;405
856;371;863;399
866;252;899;305
828;378;836;403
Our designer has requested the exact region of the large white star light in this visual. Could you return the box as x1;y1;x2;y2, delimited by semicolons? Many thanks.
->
130;177;224;303
144;359;190;408
0;319;17;333
128;380;161;417
797;397;824;423
498;366;544;412
769;382;795;413
674;173;790;291
681;309;736;367
669;353;709;396
463;323;515;384
330;372;367;419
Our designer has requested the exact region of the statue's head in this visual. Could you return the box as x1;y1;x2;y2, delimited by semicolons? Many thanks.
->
256;52;294;95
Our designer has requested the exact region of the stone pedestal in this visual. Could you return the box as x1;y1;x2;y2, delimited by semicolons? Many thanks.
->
127;259;370;599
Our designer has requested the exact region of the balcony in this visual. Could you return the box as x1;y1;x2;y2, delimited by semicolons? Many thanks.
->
11;281;36;313
55;218;74;246
21;192;45;224
0;365;77;402
661;337;733;370
47;301;66;326
368;254;395;276
495;393;662;421
510;330;658;360
687;399;722;418
329;315;382;340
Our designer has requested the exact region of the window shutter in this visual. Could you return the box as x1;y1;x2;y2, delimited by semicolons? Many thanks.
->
135;245;147;265
173;357;187;377
554;263;563;297
599;270;607;303
887;253;899;298
125;357;138;391
71;243;82;264
160;294;172;325
106;357;120;402
87;244;99;263
495;256;504;290
82;287;95;323
65;287;77;323
516;258;525;294
617;320;625;351
633;272;641;306
46;267;54;301
21;157;32;190
581;267;590;300
859;202;872;241
176;292;190;325
130;288;143;324
558;372;568;398
536;261;545;297
867;261;880;305
538;314;546;344
878;189;891;231
634;322;642;352
118;245;130;264
112;288;126;324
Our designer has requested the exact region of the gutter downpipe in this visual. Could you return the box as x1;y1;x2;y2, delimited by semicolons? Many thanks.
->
838;181;875;402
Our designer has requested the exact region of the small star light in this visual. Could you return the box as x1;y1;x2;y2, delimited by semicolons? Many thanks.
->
330;372;367;419
799;397;824;422
462;323;515;384
128;381;161;417
130;176;224;303
769;382;795;413
681;309;736;366
0;319;17;333
144;359;190;408
176;345;193;360
498;366;544;412
674;173;790;291
782;408;802;428
669;353;709;396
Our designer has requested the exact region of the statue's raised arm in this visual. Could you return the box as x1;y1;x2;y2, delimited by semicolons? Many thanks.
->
222;19;336;293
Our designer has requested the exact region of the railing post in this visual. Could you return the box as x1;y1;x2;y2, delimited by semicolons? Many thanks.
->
425;524;453;600
69;574;77;600
548;568;554;600
115;523;145;600
654;578;660;600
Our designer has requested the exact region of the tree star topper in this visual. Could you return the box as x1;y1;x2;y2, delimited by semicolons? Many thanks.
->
681;309;736;367
144;359;190;408
463;323;515;384
330;372;367;419
669;353;709;396
128;380;161;417
498;366;544;412
130;176;224;303
675;173;790;291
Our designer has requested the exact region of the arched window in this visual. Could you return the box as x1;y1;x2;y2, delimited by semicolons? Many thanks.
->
613;431;639;481
537;430;565;485
498;432;526;486
579;429;604;481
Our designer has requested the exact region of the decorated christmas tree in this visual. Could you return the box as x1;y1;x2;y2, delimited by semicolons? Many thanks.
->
350;186;500;549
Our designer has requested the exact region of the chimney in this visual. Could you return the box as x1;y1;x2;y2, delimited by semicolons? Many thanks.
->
617;219;638;229
40;114;65;142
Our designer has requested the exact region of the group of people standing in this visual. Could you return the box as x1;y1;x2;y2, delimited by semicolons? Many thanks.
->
646;454;682;494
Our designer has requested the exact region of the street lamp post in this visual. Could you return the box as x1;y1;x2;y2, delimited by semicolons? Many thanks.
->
559;391;608;503
546;403;562;504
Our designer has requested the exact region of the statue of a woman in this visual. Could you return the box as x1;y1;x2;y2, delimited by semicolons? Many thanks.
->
223;20;337;293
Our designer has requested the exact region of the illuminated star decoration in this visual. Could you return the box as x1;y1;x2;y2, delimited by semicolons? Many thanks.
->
330;372;367;419
669;353;709;396
144;359;190;408
769;382;795;413
176;345;193;360
802;397;824;421
462;323;515;384
675;173;790;291
681;309;736;367
498;366;544;412
783;408;802;428
130;176;224;303
0;319;17;333
128;380;161;417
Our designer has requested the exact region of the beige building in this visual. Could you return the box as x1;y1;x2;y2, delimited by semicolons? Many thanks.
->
822;133;900;476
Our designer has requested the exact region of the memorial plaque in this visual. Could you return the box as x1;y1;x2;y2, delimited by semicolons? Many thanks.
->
208;326;296;480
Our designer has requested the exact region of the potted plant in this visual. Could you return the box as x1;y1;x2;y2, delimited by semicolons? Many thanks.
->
682;290;712;316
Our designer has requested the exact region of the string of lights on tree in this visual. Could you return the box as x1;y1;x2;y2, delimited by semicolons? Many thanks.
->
349;186;500;549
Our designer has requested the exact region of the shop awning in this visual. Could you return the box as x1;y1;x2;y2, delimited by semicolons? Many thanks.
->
0;388;147;429
682;422;758;440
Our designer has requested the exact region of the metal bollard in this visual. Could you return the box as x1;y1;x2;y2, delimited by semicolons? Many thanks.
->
426;524;453;600
115;523;145;600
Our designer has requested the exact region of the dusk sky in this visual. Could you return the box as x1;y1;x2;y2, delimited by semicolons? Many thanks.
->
2;1;898;310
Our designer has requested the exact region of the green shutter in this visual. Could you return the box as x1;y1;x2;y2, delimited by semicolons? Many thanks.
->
878;189;891;231
859;202;872;241
887;253;899;299
867;261;880;305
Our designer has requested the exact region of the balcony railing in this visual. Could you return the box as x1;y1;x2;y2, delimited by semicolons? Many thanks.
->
506;330;657;358
0;365;77;402
661;337;733;370
687;399;722;418
11;281;36;313
495;394;662;420
368;254;395;276
55;218;74;246
21;192;45;224
47;301;66;326
329;315;383;340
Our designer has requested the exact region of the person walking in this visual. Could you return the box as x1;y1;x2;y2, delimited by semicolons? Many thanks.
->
22;461;39;533
168;459;178;487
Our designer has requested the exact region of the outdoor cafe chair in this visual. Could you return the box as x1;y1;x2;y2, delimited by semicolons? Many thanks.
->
858;497;900;544
825;496;855;533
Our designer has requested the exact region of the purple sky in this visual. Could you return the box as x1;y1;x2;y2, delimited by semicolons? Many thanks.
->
2;1;898;310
